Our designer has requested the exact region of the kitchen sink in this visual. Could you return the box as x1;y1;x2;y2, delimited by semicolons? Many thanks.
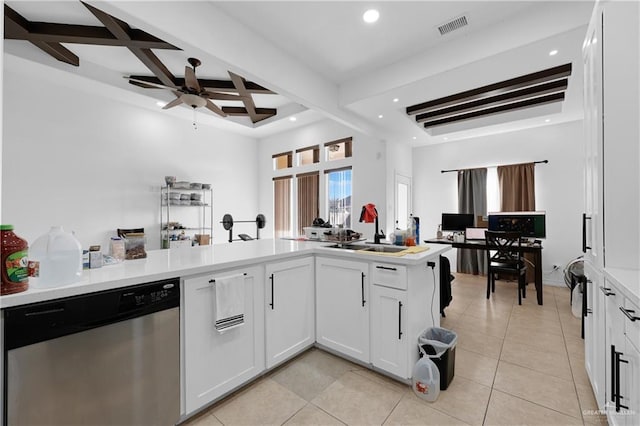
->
359;245;407;253
324;243;408;254
325;243;367;250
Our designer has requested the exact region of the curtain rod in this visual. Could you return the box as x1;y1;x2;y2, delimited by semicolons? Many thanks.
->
441;160;548;174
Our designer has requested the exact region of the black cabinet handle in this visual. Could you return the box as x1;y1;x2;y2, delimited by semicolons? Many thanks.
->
611;345;616;403
398;301;403;340
361;272;366;307
614;348;629;412
269;273;274;310
376;265;397;271
582;213;592;253
619;306;640;322
600;286;616;296
583;278;590;318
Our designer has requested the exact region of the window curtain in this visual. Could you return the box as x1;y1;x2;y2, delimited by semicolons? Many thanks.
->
498;162;535;282
497;163;535;211
273;177;291;238
456;169;487;275
457;168;487;275
297;172;319;234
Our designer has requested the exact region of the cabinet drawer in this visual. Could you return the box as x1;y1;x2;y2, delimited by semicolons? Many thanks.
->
623;298;640;351
371;263;407;290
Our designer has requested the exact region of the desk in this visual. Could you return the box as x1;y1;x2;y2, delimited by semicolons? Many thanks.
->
425;238;544;305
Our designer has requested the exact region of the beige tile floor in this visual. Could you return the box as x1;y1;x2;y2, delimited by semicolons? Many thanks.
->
183;274;608;426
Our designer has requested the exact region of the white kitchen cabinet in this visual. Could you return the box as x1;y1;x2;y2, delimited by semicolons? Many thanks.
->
371;284;408;378
370;259;438;380
315;257;370;363
623;336;640;426
584;262;606;408
182;266;265;415
265;257;315;369
582;0;640;270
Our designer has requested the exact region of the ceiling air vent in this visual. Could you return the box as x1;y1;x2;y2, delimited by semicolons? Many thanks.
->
438;15;468;35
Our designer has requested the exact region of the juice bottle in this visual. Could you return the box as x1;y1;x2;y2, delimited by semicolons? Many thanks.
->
1;225;29;295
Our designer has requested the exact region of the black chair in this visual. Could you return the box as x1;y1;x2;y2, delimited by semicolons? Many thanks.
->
485;231;527;305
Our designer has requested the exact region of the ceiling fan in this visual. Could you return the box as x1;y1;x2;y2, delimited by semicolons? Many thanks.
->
126;57;242;117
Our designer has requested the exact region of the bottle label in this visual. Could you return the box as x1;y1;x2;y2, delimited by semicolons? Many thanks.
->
5;250;29;283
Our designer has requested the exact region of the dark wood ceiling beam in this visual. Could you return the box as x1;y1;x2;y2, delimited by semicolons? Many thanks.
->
6;22;178;49
221;106;277;122
33;40;80;66
416;79;568;123
82;2;177;87
407;63;572;115
423;92;565;128
4;4;79;65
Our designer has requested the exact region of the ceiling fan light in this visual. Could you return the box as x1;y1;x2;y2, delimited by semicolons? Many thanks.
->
180;93;207;108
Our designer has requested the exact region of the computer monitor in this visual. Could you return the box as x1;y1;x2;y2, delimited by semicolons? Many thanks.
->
441;213;475;232
487;211;546;239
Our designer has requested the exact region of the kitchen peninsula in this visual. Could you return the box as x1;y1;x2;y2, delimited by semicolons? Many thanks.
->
1;239;449;423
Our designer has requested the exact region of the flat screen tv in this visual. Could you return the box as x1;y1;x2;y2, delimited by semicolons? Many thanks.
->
441;213;475;232
487;211;546;239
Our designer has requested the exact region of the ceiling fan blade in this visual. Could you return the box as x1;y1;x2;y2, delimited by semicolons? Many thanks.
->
162;97;184;110
201;90;243;101
185;66;201;92
125;76;178;91
204;99;227;117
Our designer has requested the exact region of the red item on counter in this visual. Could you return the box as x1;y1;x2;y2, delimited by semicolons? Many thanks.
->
360;203;378;223
1;224;29;295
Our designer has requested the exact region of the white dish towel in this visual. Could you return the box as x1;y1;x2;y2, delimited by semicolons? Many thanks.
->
214;273;245;332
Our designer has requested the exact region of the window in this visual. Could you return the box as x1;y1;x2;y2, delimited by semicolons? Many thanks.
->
326;167;352;228
324;137;352;161
296;145;319;166
272;151;292;170
273;176;292;238
296;172;319;234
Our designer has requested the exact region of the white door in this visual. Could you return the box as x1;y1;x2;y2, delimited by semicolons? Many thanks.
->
371;285;408;378
315;257;370;363
265;257;315;369
395;173;411;231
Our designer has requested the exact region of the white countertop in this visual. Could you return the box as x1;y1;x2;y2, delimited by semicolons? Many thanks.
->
604;267;640;307
1;239;449;308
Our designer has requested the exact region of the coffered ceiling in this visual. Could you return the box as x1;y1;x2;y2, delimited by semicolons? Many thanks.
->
3;1;595;144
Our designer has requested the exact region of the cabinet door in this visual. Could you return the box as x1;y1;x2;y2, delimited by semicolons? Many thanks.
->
603;278;626;411
584;262;606;408
601;1;640;270
183;266;265;415
622;338;639;426
371;285;408;378
265;257;315;369
315;257;369;363
582;7;604;268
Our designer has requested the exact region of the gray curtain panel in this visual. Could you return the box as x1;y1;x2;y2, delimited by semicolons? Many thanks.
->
457;168;487;275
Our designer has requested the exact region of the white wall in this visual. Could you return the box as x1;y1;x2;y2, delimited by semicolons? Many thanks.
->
413;120;585;285
257;119;386;241
2;69;259;250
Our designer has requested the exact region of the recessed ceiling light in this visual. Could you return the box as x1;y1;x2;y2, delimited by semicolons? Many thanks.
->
549;49;558;56
378;114;383;119
289;116;297;122
363;9;379;23
412;136;417;140
444;137;449;140
156;101;167;107
545;119;551;123
393;98;399;103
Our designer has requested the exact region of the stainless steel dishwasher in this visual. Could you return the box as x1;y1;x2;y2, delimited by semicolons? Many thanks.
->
3;278;180;426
